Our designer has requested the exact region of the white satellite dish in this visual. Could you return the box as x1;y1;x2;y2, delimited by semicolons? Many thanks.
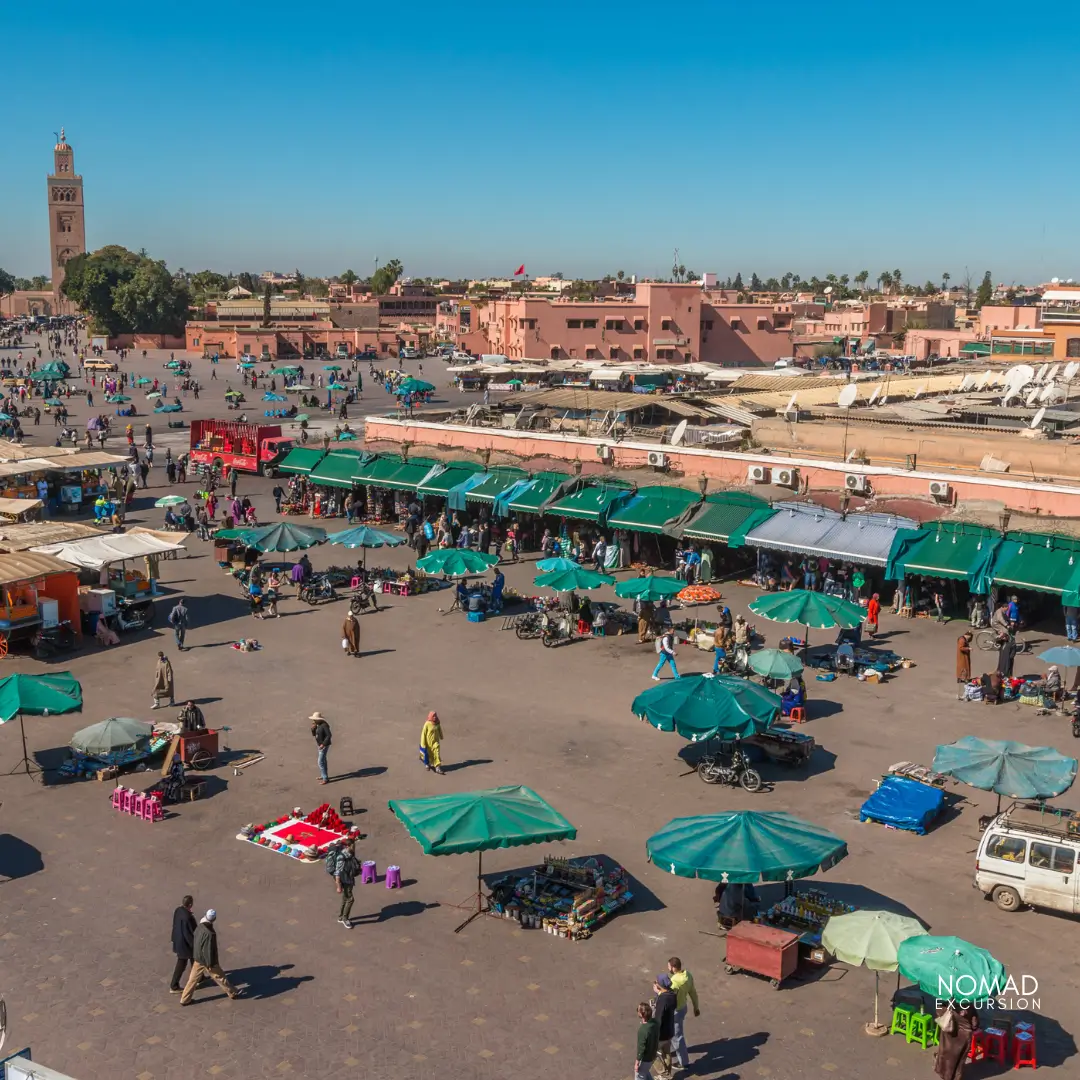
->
1004;363;1036;392
976;370;993;391
824;286;834;295
1036;363;1051;384
671;419;688;446
867;384;881;405
913;383;926;399
958;374;974;391
1038;382;1057;403
1046;363;1061;383
1031;406;1047;429
1064;361;1080;382
837;384;858;409
879;395;888;406
1052;277;1061;284
782;393;798;418
1024;386;1040;406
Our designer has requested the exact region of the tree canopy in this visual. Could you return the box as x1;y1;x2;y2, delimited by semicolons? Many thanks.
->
975;271;993;309
61;245;191;335
370;259;403;295
0;269;16;298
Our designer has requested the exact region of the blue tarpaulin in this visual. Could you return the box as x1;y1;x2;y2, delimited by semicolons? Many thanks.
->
933;737;1077;799
859;777;944;835
493;479;533;519
447;472;488;512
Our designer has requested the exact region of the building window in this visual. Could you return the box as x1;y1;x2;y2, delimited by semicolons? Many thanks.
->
582;319;598;329
609;347;619;359
605;319;622;330
1068;338;1080;358
634;319;644;331
633;348;644;359
566;319;581;329
661;319;671;331
700;320;714;330
550;347;560;359
585;348;598;359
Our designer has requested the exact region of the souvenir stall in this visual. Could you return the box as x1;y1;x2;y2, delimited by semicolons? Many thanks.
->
0;497;42;523
488;854;632;940
0;552;82;657
57;716;172;780
238;801;361;863
753;887;857;966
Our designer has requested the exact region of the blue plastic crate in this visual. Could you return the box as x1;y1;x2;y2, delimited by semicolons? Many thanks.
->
467;610;486;623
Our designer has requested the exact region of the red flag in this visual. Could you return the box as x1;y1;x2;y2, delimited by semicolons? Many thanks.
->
514;265;525;276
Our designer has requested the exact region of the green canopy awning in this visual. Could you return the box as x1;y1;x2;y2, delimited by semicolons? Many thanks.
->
465;467;529;503
277;447;327;475
352;455;406;486
507;471;570;514
352;456;439;491
417;462;486;497
309;449;367;489
389;786;577;855
960;342;992;355
547;482;635;524
991;531;1080;605
886;523;1001;593
682;492;771;543
606;485;700;534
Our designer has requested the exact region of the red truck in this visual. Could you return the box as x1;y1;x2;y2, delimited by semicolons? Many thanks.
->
189;420;294;478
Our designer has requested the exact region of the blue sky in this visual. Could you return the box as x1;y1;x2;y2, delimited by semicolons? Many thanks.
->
3;0;1078;283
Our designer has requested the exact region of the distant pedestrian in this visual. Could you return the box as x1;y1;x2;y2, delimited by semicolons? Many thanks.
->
342;610;360;657
272;484;285;514
168;598;190;651
152;651;175;709
652;975;677;1080
419;711;444;775
139;461;149;488
1065;604;1080;643
651;630;679;681
169;895;196;994
956;632;973;699
667;957;699;1072
166;459;176;484
634;1001;660;1080
180;910;241;1005
229;468;238;497
865;592;881;637
331;840;361;929
311;711;332;784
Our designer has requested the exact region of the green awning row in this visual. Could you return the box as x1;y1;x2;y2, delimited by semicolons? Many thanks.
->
416;461;486;497
886;523;1000;593
508;472;570;513
465;467;529;503
606;485;702;535
308;449;368;489
547;482;636;524
277;447;327;475
991;532;1080;605
683;492;772;543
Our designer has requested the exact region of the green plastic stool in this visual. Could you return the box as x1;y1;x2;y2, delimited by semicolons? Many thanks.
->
890;1003;915;1037
907;1011;938;1049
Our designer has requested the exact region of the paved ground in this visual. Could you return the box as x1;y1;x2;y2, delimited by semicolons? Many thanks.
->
1;334;1078;1080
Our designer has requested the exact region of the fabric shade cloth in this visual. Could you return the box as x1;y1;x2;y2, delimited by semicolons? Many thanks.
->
933;736;1077;801
632;673;780;741
70;717;153;755
646;810;848;883
748;649;805;679
533;567;614;592
276;447;326;475
236;523;327;552
32;532;184;568
417;549;499;577
897;935;1007;999
615;575;685;603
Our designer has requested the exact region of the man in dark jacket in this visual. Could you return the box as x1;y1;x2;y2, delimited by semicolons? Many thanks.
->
311;711;332;784
652;975;677;1080
334;841;361;928
635;1001;660;1080
169;895;196;993
180;909;240;1005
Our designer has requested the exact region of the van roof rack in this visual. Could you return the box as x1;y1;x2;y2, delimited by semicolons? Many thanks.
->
996;800;1080;841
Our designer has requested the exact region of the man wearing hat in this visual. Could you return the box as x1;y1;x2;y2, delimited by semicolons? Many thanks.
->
180;909;241;1005
311;712;332;784
652;974;677;1080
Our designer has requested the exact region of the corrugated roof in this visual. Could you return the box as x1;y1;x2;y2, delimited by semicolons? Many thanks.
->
0;551;78;584
682;493;771;542
743;501;917;566
52;450;130;469
511;389;708;418
0;521;105;552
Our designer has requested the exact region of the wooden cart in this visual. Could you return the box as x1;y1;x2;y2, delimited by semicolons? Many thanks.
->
724;922;800;989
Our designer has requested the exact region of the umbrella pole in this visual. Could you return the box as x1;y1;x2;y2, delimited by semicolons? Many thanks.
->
454;849;490;934
865;970;888;1036
8;711;43;780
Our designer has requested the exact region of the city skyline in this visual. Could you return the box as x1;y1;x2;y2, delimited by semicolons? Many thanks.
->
2;1;1079;282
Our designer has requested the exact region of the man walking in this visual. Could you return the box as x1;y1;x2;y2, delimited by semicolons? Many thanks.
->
180;910;241;1005
169;895;196;994
651;629;679;681
634;1001;660;1080
311;711;332;785
332;840;361;928
168;598;190;651
667;957;700;1073
229;467;238;498
272;483;285;515
152;651;175;709
652;974;677;1080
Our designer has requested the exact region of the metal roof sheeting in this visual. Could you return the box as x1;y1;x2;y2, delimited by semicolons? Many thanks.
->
511;390;708;418
0;552;79;584
742;501;918;566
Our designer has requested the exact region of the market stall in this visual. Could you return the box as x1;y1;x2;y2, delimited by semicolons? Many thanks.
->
0;497;42;523
57;716;170;780
0;551;83;657
0;671;83;779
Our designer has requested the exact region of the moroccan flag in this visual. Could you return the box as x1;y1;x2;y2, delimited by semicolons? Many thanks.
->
514;265;525;276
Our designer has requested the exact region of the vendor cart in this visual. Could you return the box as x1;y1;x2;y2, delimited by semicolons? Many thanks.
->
744;728;816;768
178;728;219;770
724;921;800;989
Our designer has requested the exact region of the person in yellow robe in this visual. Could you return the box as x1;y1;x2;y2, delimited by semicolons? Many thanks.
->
419;711;444;774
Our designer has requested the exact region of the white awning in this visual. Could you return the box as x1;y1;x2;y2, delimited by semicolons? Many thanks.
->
31;532;185;569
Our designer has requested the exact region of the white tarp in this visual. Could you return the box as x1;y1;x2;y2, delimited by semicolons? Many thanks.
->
31;532;184;569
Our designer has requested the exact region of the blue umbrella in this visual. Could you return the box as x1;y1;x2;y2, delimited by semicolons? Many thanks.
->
1039;646;1080;667
536;556;581;573
263;392;286;402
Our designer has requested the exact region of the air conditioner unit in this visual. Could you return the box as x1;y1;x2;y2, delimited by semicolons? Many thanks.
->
929;480;951;499
596;444;613;461
845;473;870;493
774;467;798;488
747;465;769;483
647;451;668;468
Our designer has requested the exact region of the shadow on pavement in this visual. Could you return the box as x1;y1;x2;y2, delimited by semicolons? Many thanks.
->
442;758;493;773
354;900;440;923
230;962;314;999
0;833;44;881
332;765;387;781
689;1030;768;1075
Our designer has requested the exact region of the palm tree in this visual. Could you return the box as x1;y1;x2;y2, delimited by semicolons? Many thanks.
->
855;270;869;293
677;265;686;282
879;271;893;295
942;271;951;292
892;269;903;294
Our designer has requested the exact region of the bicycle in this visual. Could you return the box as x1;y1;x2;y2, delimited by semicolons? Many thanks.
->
975;629;1031;654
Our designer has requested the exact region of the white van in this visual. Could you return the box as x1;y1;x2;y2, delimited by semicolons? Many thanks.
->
975;801;1080;915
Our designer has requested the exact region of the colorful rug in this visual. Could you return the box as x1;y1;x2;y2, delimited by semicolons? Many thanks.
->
237;804;357;863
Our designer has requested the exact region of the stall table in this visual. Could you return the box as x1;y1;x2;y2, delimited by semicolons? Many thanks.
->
178;728;220;769
755;888;855;965
724;922;799;989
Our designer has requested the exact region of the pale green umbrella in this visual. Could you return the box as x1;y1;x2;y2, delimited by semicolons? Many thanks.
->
748;649;804;680
155;495;187;507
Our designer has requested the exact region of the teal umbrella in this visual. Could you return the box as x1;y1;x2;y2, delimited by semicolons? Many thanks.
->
646;810;848;882
534;567;614;592
748;649;804;680
394;377;435;395
748;589;865;655
44;397;63;406
417;549;499;577
155;495;187;507
328;524;405;566
632;673;780;741
323;365;343;372
237;522;327;552
133;377;151;386
271;366;300;375
145;391;162;400
106;394;132;403
536;556;581;573
0;672;83;779
615;575;685;603
897;935;1007;1000
71;717;153;755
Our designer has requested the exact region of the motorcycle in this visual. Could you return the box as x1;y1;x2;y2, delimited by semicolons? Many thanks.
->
113;605;147;632
541;611;576;648
697;744;763;792
299;575;338;605
32;621;78;659
350;581;380;614
1071;703;1080;739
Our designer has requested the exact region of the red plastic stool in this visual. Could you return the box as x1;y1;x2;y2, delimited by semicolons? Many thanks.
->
968;1031;987;1063
132;792;146;817
110;787;124;811
120;788;134;814
1012;1030;1037;1069
982;1027;1007;1063
788;707;806;724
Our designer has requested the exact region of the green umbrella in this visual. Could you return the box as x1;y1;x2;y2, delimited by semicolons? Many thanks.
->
294;414;310;423
417;549;499;577
133;377;151;386
748;649;804;680
44;397;63;406
328;525;405;566
224;389;243;398
822;911;928;1034
155;495;187;507
271;366;300;375
632;673;780;741
615;575;685;603
323;365;342;372
897;935;1007;1000
0;672;83;779
389;785;577;932
748;589;865;655
646;810;848;883
237;522;327;552
145;391;162;399
533;567;615;592
535;557;581;573
106;394;132;403
70;717;153;756
394;377;435;395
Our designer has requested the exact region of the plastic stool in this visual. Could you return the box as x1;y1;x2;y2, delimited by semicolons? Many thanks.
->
907;1011;937;1049
1013;1030;1037;1069
361;860;377;884
339;796;354;817
385;865;402;889
132;792;146;818
968;1030;988;1063
111;787;124;811
350;576;363;590
983;1028;1007;1063
119;788;134;814
890;1003;915;1038
788;707;806;724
